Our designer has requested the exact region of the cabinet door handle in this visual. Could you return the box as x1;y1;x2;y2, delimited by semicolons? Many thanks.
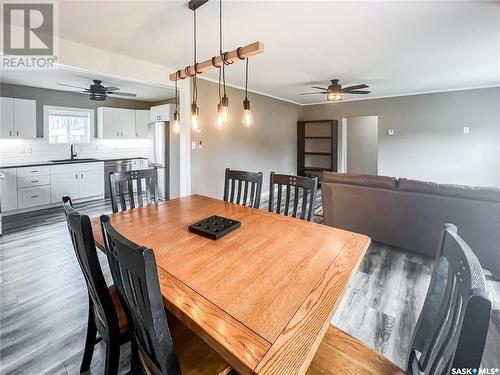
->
31;170;38;173
9;131;12;136
16;131;19;136
136;132;138;137
81;173;83;179
31;180;39;183
76;174;78;179
31;195;39;199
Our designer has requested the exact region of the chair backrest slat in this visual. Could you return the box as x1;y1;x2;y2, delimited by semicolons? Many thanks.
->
109;169;158;213
223;168;263;209
62;196;120;339
100;215;181;375
407;224;492;375
268;172;318;221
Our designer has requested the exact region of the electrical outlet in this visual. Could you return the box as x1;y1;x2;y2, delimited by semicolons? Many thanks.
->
387;129;395;136
463;126;470;134
191;141;197;150
26;146;32;153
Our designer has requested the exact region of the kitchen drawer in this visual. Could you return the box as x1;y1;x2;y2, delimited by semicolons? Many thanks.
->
51;161;104;174
17;175;51;188
17;165;50;177
18;185;50;209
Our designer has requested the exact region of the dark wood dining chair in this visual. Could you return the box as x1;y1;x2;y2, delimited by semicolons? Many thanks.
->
268;172;318;221
223;168;263;208
109;168;158;213
100;214;232;375
62;196;129;375
307;224;492;375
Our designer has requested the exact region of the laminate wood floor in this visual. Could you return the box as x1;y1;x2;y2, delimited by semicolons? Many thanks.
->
0;196;498;374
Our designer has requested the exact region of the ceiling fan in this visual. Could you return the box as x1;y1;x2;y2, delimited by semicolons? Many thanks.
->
300;79;371;101
57;80;137;101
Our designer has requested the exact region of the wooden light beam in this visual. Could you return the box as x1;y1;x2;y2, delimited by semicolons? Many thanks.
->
169;41;264;81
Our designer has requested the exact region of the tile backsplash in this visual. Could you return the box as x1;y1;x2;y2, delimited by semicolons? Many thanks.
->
0;138;149;166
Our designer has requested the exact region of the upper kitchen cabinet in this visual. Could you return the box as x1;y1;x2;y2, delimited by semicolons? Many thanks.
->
150;104;172;122
0;97;37;139
135;110;150;138
97;107;135;139
97;107;149;139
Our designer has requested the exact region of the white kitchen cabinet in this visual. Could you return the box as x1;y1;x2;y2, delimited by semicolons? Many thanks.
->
0;97;37;139
79;170;104;198
18;185;50;209
135;110;150;138
150;104;172;122
0;98;14;138
97;107;137;139
97;107;120;139
0;168;18;212
14;98;37;138
119;109;136;138
50;172;79;203
50;162;104;203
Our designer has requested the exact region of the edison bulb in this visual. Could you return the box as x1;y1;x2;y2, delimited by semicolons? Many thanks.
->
243;109;253;127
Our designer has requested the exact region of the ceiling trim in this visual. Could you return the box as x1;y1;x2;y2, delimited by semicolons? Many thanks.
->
197;76;303;106
302;84;500;106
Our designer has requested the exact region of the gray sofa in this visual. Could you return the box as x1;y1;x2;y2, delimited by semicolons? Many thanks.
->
322;172;500;278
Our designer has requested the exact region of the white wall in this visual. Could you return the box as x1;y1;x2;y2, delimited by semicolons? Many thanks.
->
301;87;500;187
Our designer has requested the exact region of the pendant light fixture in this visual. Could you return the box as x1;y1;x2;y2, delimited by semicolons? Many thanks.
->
215;61;224;129
217;0;229;125
173;70;181;133
190;7;200;131
242;57;253;127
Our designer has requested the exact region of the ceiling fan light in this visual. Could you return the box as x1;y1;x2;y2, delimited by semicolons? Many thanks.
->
89;92;106;101
327;91;342;102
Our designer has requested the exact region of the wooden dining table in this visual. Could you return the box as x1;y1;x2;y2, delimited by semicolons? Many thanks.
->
91;194;370;374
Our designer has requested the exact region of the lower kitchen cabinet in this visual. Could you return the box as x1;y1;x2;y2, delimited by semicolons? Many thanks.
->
79;170;104;198
50;162;104;203
18;185;51;209
0;168;18;212
50;172;79;203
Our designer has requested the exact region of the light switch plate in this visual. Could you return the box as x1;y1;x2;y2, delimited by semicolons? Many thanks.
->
198;140;203;149
387;129;395;136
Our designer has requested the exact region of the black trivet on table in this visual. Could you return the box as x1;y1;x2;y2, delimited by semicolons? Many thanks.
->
188;215;241;240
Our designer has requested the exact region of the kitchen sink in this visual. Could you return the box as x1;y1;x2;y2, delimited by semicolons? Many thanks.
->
49;158;99;163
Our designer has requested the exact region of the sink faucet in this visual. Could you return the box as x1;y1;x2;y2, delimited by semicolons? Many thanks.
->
70;144;78;160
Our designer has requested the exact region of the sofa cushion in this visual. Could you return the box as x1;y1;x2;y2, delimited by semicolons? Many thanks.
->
322;172;398;190
398;178;500;202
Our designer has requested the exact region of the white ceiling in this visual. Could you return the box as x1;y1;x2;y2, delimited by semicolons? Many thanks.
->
17;1;500;105
0;67;176;102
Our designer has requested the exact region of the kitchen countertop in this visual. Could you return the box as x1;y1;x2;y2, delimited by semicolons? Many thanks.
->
0;157;148;169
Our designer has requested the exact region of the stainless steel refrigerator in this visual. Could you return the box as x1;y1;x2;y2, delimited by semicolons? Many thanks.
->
147;107;180;200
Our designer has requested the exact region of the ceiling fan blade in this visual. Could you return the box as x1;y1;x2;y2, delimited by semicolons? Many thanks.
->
108;91;137;97
342;84;369;91
105;86;120;91
58;83;88;90
299;92;326;95
311;86;329;91
344;90;371;94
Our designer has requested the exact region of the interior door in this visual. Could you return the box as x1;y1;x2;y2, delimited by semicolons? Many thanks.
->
51;172;80;203
0;97;14;138
13;98;37;138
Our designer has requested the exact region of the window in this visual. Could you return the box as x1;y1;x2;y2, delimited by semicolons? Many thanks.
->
44;106;93;143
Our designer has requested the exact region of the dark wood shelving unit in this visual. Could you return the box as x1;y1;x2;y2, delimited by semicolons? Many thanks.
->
297;120;338;183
